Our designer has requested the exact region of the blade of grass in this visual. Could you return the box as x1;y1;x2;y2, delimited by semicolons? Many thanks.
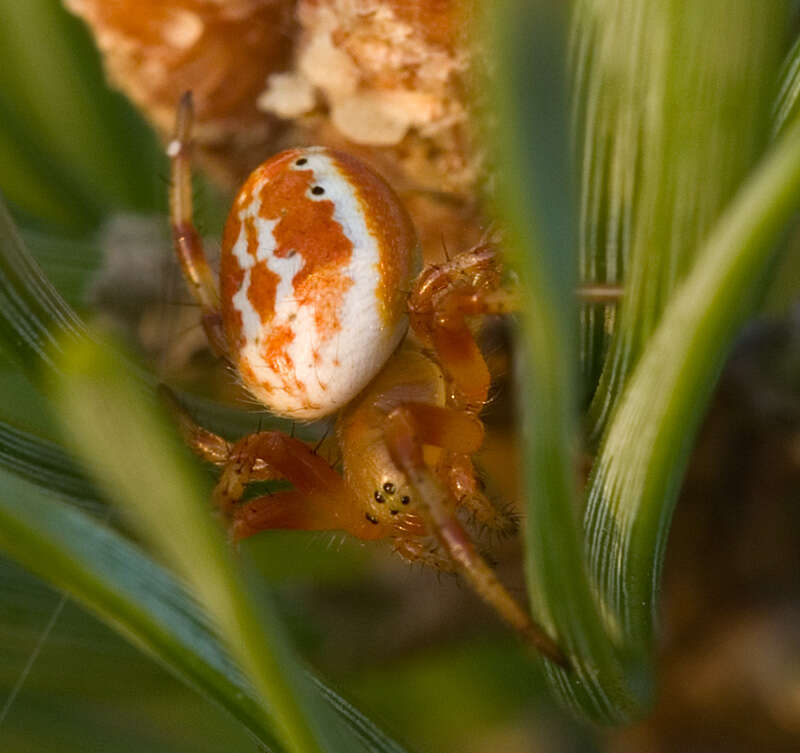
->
51;336;344;753
584;114;800;650
576;0;784;439
0;419;101;512
0;193;86;374
0;439;414;753
0;465;283;751
487;0;797;723
485;0;637;721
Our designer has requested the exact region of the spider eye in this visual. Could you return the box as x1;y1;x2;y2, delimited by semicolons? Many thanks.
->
401;496;410;505
382;482;395;494
295;157;307;166
374;490;385;503
311;185;325;195
365;513;379;525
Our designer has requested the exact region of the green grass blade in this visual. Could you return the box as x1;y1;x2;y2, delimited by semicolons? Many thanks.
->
585;115;800;652
488;0;797;723
0;194;87;374
0;466;284;751
578;0;784;438
0;421;412;753
50;337;346;753
773;32;800;137
0;419;101;512
486;0;635;721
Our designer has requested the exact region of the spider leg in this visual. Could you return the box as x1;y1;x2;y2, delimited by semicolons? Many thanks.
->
383;399;517;535
410;240;623;409
387;401;517;536
168;92;227;359
384;404;569;668
408;242;501;410
233;490;349;540
159;385;232;465
160;386;385;539
220;431;392;542
438;452;519;538
382;401;484;453
392;536;456;571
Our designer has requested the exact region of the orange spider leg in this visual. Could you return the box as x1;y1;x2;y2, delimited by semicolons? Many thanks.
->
410;239;624;408
233;490;340;540
160;388;381;539
438;452;519;538
391;536;456;572
384;404;569;668
224;432;392;543
421;278;619;407
168;92;227;358
385;401;484;454
159;386;232;466
390;401;517;536
409;269;523;534
429;287;520;409
409;242;502;409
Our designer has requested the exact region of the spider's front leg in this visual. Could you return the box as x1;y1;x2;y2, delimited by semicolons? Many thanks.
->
409;239;623;537
225;432;391;542
161;387;389;542
409;241;506;410
409;238;624;409
168;92;228;359
383;402;569;668
408;242;521;536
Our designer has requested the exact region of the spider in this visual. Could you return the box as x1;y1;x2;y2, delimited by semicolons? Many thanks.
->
164;92;572;667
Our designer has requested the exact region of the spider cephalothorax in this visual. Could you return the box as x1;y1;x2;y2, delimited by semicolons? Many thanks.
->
166;92;568;667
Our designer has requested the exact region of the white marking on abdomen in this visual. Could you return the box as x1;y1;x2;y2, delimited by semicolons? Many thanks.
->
237;149;407;418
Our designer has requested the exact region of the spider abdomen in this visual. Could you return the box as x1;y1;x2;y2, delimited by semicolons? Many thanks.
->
220;147;419;419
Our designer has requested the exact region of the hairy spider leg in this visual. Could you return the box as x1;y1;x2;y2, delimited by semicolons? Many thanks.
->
407;242;519;536
168;92;228;358
409;241;502;410
437;451;519;538
224;431;383;540
383;403;569;668
409;241;624;536
391;536;456;571
160;386;401;540
410;239;624;405
158;385;231;465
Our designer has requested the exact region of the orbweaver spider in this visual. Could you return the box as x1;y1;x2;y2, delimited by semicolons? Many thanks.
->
165;92;572;667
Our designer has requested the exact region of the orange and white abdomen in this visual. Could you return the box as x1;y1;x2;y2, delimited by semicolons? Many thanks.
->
220;147;419;419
